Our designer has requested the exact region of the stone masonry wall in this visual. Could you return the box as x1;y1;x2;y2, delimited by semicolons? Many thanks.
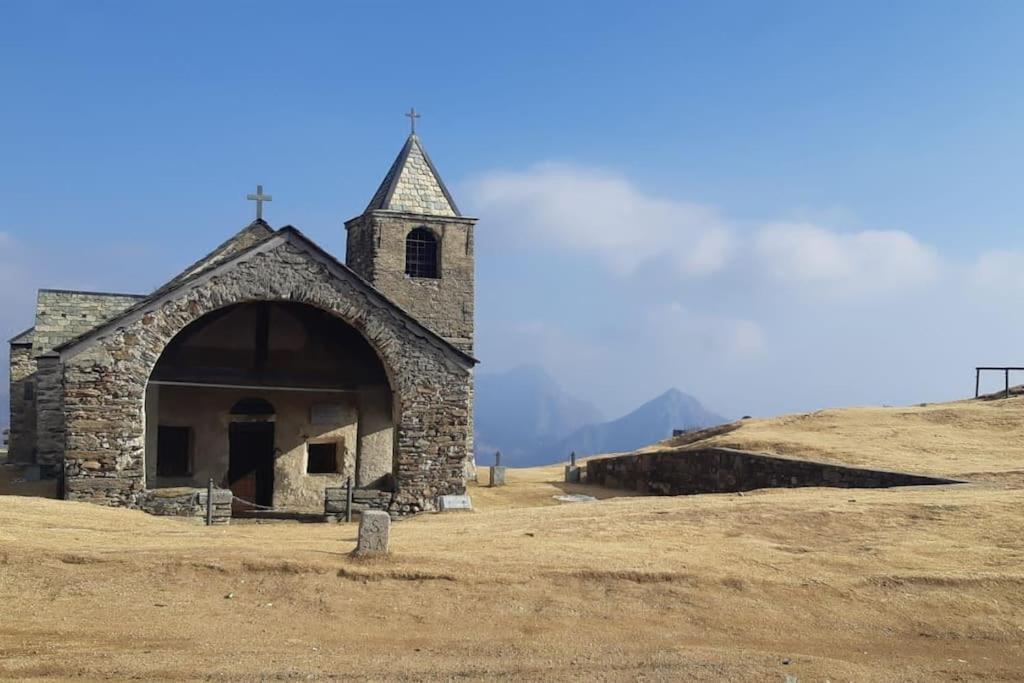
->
33;290;145;355
58;237;473;515
345;212;476;355
586;447;960;495
324;486;393;521
345;215;378;284
138;487;232;524
35;354;65;478
5;291;142;467
7;343;37;464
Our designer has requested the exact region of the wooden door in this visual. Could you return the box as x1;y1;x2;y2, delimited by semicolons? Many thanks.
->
228;421;275;513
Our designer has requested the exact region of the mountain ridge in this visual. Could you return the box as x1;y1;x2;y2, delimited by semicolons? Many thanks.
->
474;366;727;466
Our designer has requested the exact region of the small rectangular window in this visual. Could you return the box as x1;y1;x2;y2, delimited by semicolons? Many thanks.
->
307;442;337;474
157;426;191;477
23;382;34;401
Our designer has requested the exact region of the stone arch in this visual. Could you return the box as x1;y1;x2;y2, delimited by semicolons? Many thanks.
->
58;238;473;513
141;298;399;506
230;397;276;417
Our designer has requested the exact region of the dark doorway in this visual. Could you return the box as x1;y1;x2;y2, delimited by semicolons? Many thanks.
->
228;421;275;512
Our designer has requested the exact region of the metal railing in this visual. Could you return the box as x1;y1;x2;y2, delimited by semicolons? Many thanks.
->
974;366;1024;398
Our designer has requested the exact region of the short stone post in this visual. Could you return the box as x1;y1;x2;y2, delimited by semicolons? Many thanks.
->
564;451;582;484
354;510;390;556
489;450;507;487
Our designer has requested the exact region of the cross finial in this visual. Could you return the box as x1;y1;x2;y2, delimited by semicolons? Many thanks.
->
246;184;272;220
405;107;421;135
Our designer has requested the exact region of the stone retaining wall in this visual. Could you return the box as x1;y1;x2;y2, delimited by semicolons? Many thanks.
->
585;447;959;495
138;487;232;524
324;487;394;521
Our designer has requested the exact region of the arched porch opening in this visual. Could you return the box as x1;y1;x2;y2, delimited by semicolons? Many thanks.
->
143;301;396;513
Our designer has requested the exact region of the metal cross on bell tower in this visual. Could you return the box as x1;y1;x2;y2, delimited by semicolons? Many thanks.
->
246;184;272;220
405;107;421;135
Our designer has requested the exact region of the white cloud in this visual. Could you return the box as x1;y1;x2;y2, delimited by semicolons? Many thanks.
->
467;163;734;276
656;302;766;357
754;222;941;295
467;164;942;300
967;249;1024;292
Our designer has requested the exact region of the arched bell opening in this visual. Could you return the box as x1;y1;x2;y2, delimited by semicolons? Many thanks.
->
142;301;396;513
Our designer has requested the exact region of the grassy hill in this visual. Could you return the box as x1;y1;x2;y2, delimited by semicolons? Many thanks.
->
1;394;1023;680
639;393;1024;484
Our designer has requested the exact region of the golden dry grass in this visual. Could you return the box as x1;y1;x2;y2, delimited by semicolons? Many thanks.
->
1;396;1024;680
644;394;1024;484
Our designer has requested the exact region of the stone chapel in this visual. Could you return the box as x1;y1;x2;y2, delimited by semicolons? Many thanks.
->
6;130;477;519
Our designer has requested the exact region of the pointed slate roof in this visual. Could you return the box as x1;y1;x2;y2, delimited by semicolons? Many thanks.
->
365;134;461;217
8;326;35;346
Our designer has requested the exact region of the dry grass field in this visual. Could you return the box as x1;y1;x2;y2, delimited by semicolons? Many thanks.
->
2;396;1024;681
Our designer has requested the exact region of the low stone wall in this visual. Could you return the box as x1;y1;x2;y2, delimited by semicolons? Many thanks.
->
324;487;394;521
585;447;960;495
138;487;232;524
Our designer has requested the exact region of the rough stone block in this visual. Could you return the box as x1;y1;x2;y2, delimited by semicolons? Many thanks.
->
437;494;472;511
489;465;506;487
355;509;390;556
564;465;581;484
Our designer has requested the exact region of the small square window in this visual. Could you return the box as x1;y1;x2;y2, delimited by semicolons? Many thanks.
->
307;442;337;474
157;426;191;477
23;382;34;401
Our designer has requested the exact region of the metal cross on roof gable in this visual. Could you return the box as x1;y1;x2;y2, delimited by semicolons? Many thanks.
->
405;107;421;135
246;184;272;220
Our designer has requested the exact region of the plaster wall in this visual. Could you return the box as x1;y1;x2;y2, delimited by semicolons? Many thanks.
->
147;384;394;513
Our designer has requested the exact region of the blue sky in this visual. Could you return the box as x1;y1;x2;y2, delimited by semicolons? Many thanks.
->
3;1;1024;420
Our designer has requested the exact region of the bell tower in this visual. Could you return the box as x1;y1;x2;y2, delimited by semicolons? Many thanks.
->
345;129;477;355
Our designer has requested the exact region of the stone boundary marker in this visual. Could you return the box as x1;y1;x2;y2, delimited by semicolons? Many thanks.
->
564;451;581;483
489;466;506;487
355;510;390;556
489;450;506;487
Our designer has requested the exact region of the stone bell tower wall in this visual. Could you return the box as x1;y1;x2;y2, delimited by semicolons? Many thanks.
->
345;211;476;356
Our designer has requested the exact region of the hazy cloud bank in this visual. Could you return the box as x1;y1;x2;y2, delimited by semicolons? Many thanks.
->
466;163;1021;417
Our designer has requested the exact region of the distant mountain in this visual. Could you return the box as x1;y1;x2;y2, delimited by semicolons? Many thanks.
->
474;366;604;465
474;367;727;467
549;389;727;461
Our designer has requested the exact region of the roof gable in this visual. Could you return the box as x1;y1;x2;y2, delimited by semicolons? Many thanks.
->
55;227;477;367
365;135;461;217
158;219;274;293
8;326;34;346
